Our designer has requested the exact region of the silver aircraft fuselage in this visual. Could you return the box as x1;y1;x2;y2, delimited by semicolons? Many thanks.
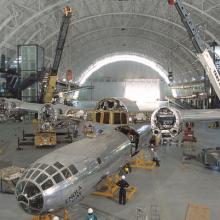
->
15;124;152;215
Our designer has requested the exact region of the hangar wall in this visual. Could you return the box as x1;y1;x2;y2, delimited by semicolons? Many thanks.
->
79;79;171;107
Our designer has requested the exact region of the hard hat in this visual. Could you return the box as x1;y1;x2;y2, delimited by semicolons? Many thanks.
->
88;208;93;214
121;175;126;179
53;216;59;220
151;148;154;151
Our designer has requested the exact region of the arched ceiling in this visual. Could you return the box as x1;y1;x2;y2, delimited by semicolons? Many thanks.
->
0;0;219;84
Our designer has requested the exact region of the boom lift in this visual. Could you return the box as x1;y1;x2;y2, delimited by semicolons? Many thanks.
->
168;0;220;100
43;6;72;103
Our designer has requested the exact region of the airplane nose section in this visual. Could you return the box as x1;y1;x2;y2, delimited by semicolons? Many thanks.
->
16;181;44;215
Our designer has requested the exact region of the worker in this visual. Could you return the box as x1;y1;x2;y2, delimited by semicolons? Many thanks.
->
149;135;156;146
124;163;132;174
72;123;78;138
85;208;97;220
116;175;129;205
151;148;160;167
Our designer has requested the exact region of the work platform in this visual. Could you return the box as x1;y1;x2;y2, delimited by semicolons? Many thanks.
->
92;173;137;202
130;150;156;170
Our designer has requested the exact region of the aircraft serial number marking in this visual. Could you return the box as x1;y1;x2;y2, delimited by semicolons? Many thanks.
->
65;186;82;204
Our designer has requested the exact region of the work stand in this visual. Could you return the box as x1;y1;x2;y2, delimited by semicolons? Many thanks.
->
32;209;69;220
130;150;156;170
92;173;137;201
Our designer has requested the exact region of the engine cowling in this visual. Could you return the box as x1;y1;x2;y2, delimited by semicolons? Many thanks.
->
39;104;56;131
151;107;182;137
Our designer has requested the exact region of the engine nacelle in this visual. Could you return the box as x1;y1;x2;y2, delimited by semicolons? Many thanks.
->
0;98;18;121
39;104;56;131
151;107;182;137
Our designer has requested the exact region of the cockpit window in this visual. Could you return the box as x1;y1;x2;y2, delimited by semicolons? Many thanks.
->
41;179;53;190
24;182;40;198
53;173;63;183
54;162;64;169
16;181;25;195
38;164;48;170
29;195;43;209
61;169;71;179
20;170;28;179
31;170;40;180
68;164;78;175
26;169;34;179
32;163;40;168
45;166;57;175
36;173;48;184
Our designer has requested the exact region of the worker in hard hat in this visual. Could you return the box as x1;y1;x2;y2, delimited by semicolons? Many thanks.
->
151;148;160;167
85;208;97;220
116;175;129;205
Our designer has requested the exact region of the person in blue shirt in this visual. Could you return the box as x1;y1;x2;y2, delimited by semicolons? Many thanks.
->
116;175;129;205
85;208;97;220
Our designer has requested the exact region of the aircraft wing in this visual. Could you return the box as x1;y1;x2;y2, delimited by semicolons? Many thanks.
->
180;109;220;121
15;101;43;112
151;106;220;137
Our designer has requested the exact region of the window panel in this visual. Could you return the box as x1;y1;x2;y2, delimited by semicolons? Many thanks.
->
24;182;40;197
36;173;48;184
121;113;127;124
32;163;40;168
103;112;110;124
53;173;63;183
41;179;53;190
45;166;57;175
68;164;78;175
61;169;71;179
26;169;34;179
114;113;121;124
38;164;48;170
31;170;40;180
29;195;43;209
54;162;64;169
16;181;25;195
96;112;101;123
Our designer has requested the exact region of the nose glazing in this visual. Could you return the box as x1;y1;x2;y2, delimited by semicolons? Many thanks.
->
16;181;44;215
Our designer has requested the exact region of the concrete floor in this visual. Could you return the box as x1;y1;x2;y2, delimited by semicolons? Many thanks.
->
0;120;220;220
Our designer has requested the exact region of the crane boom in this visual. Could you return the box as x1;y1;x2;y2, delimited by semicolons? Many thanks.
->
168;0;220;100
43;6;72;103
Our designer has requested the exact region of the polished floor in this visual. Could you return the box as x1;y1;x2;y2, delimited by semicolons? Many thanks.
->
0;120;220;220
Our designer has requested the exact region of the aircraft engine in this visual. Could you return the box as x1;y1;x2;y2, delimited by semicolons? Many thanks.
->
0;98;17;121
151;107;182;137
39;104;56;131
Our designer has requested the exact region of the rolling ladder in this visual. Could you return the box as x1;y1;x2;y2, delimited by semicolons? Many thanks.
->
149;205;160;220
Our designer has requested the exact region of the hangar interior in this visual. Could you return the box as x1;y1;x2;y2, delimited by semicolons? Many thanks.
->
0;0;220;220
